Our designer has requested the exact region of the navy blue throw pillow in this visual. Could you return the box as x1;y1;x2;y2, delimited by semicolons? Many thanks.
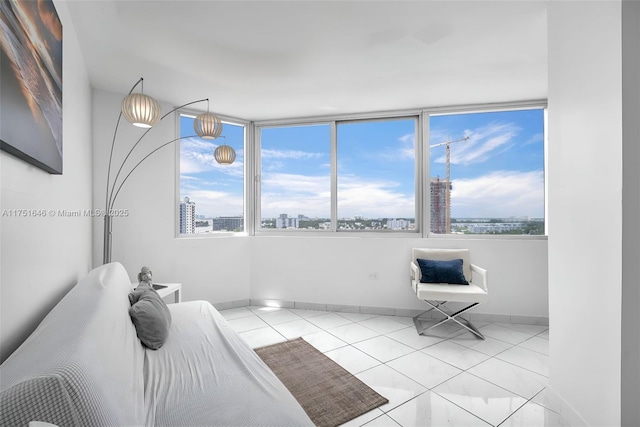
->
416;258;469;285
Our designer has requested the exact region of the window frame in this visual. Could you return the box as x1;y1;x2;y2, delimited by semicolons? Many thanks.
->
175;109;250;238
255;120;334;234
423;100;548;239
175;100;547;240
254;110;422;235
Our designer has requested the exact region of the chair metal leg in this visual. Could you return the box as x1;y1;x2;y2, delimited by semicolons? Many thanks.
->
414;301;447;318
413;300;485;339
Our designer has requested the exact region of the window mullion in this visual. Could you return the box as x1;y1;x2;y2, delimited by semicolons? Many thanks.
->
421;111;430;238
330;121;337;232
418;113;427;238
253;125;261;233
245;123;255;236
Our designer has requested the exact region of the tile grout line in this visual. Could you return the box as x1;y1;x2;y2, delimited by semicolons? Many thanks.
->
224;306;553;427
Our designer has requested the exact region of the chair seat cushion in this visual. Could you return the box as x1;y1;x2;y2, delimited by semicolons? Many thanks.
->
413;281;488;303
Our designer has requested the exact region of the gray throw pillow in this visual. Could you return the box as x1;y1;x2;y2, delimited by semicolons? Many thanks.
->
128;287;171;350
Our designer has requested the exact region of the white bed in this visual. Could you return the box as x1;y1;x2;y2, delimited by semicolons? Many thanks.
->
0;263;313;427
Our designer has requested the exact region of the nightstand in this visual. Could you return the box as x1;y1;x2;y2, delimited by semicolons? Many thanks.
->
152;283;182;303
132;283;182;303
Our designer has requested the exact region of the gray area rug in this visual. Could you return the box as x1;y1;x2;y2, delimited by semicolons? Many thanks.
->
255;337;388;427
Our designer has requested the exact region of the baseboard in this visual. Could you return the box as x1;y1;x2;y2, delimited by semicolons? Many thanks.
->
212;299;251;311
249;298;296;309
218;298;550;326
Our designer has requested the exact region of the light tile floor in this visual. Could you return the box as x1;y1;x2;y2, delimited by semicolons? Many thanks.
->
220;306;570;427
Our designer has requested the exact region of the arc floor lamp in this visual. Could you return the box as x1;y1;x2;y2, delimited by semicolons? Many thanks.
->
102;78;235;264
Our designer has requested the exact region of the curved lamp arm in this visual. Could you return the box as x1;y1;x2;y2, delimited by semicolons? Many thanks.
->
109;135;195;211
106;98;208;211
103;78;212;264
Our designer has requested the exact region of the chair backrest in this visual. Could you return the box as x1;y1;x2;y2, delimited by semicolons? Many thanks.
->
412;248;472;282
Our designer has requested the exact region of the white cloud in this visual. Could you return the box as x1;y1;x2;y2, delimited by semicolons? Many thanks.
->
262;172;330;192
450;170;544;218
179;137;244;178
180;189;244;217
355;132;415;163
262;148;324;160
180;156;208;174
179;136;245;217
338;177;414;218
261;172;330;217
261;148;326;172
260;172;413;218
397;133;416;159
263;160;285;172
432;122;520;166
523;132;544;146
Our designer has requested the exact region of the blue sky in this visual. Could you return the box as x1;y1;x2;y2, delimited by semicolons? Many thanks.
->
180;115;245;218
261;124;332;219
430;109;545;219
179;109;545;220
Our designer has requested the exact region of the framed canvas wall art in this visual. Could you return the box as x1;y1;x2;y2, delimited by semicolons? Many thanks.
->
0;0;63;174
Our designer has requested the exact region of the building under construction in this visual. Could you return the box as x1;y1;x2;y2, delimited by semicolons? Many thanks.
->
430;177;452;234
429;136;469;234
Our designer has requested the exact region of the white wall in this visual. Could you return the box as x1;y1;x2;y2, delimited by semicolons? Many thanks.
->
547;2;624;426
251;236;548;318
91;91;548;320
0;1;93;362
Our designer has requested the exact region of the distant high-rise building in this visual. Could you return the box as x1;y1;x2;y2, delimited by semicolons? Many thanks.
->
180;197;196;234
212;216;244;232
387;218;411;230
430;178;451;234
276;213;299;229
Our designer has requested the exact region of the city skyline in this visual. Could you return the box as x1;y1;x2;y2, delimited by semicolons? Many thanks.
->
190;209;541;234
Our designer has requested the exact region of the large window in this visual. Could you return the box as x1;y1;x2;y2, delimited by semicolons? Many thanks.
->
257;117;418;232
259;124;331;229
178;113;245;234
428;107;546;235
177;103;545;238
336;118;416;230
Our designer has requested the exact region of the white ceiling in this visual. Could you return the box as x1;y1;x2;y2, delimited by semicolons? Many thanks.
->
66;0;548;121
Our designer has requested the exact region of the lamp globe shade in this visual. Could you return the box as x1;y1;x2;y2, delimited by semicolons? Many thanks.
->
194;112;223;140
121;93;161;128
214;145;236;165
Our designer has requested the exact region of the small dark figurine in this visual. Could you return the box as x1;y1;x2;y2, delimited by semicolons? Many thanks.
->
137;266;153;288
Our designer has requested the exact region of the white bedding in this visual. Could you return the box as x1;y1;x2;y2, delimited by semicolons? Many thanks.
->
0;261;312;427
143;301;314;427
0;263;147;427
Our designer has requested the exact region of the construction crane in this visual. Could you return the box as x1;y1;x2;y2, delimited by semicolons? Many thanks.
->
430;136;470;233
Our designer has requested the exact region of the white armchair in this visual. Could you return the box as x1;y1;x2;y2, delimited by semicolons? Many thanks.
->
410;248;488;339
